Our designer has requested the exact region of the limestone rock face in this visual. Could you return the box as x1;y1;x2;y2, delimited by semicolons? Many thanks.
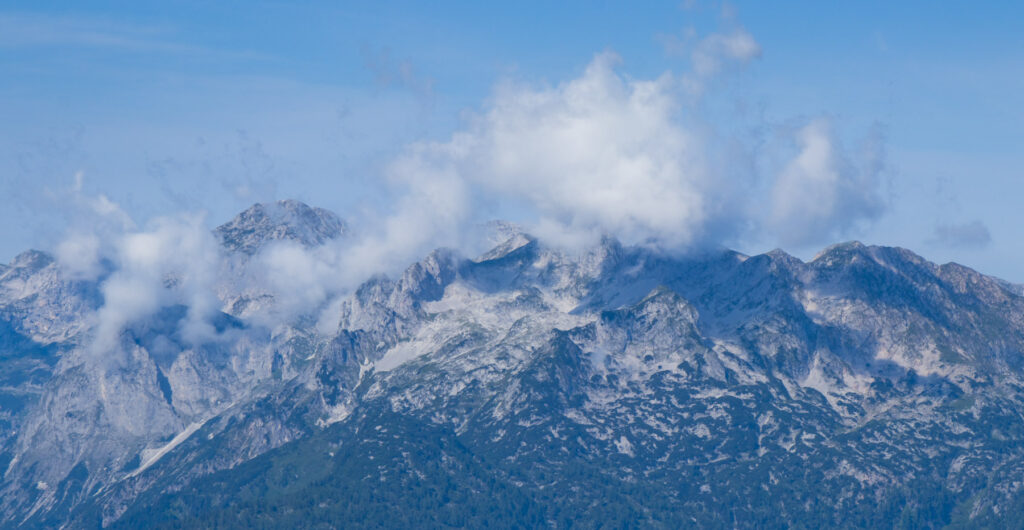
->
4;201;1024;527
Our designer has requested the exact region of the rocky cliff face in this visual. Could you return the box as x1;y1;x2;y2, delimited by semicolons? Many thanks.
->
3;201;1024;527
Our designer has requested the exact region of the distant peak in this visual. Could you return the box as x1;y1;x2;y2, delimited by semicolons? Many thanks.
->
215;200;346;255
740;248;803;274
476;221;535;262
8;249;54;271
485;220;529;240
763;248;802;264
811;240;867;262
810;241;931;270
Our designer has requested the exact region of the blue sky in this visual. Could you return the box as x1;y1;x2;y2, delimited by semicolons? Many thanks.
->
2;1;1023;280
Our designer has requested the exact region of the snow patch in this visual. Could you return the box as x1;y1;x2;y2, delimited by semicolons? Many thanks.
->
129;419;207;477
317;402;353;427
375;341;428;372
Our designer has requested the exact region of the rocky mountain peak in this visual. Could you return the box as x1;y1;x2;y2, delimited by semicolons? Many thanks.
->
762;248;801;265
741;248;804;278
8;208;1024;528
810;240;869;264
6;249;54;273
214;199;346;255
476;221;534;262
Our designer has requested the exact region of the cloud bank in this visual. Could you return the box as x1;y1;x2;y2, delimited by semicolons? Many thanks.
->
393;52;713;249
51;22;890;358
90;214;221;354
384;29;885;254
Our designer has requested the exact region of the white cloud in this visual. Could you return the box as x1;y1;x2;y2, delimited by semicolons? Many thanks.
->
53;173;136;280
55;232;101;279
81;211;221;357
385;45;884;253
767;119;886;247
54;177;222;350
255;241;340;320
391;51;718;250
244;165;475;325
691;27;761;78
659;22;761;95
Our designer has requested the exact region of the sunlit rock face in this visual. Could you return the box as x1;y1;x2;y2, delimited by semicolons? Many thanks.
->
4;201;1024;528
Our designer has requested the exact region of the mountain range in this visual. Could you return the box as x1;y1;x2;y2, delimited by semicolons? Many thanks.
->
2;200;1024;528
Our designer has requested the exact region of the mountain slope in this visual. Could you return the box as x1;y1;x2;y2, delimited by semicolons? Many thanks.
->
3;201;1024;528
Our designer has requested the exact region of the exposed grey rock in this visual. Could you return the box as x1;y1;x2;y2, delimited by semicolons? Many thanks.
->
4;202;1024;527
214;199;346;255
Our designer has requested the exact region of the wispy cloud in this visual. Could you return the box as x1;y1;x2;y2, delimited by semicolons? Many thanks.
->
690;26;761;78
930;220;992;249
361;45;435;102
50;176;223;360
391;51;716;250
385;39;885;253
0;11;267;60
767;119;886;247
657;15;760;95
